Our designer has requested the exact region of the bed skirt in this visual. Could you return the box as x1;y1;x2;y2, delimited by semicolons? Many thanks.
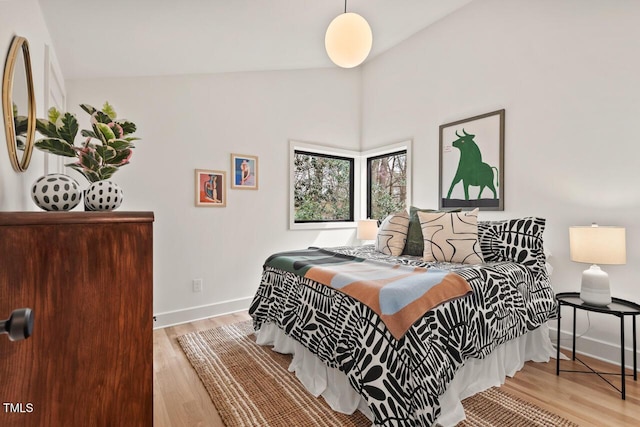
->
255;322;555;427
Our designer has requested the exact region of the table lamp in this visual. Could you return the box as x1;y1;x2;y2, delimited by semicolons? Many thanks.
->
357;219;378;242
569;224;626;306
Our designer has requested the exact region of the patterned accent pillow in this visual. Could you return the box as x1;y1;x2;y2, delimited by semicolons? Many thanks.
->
477;217;547;279
375;211;410;256
402;206;461;256
417;208;484;264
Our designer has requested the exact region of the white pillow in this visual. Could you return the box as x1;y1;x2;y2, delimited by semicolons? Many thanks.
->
417;208;483;264
375;211;410;256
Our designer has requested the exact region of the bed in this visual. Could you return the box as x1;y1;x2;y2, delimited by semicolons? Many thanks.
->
249;212;557;426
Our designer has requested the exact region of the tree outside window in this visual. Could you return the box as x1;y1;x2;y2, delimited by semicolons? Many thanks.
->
293;150;354;222
367;150;407;221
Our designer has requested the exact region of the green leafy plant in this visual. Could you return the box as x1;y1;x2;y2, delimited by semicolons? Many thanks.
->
35;102;140;183
12;102;28;151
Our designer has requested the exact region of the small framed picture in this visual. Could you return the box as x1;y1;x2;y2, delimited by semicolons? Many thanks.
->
195;169;226;207
231;153;259;190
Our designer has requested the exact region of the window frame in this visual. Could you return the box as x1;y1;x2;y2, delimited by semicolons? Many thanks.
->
289;140;411;230
289;140;360;230
361;141;412;221
366;149;408;220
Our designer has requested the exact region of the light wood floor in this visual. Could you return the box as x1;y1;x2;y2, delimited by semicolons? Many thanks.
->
154;312;640;426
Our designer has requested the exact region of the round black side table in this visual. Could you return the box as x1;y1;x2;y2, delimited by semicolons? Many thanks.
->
555;292;640;399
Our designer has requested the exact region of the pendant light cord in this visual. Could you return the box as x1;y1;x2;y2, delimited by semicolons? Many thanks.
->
344;0;347;13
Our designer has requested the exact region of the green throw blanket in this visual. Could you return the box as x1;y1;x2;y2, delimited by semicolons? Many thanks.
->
264;248;472;339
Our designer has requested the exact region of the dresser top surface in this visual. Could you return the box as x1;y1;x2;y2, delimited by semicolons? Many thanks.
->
0;211;154;226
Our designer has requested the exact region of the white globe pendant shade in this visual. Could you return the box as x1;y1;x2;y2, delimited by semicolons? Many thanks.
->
325;12;372;68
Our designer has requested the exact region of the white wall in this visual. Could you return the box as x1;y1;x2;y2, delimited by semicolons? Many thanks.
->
0;0;60;210
66;69;362;326
361;0;640;364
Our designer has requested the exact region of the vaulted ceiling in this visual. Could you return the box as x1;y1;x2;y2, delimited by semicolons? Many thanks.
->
38;0;473;79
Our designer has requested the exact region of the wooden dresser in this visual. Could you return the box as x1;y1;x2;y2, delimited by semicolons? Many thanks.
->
0;212;154;426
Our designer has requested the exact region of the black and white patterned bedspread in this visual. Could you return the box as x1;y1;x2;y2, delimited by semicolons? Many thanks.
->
249;245;557;426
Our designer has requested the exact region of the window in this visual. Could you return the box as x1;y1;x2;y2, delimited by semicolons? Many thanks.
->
292;147;355;225
367;150;408;221
289;140;410;230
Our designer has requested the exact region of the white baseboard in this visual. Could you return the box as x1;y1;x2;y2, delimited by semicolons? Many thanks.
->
549;326;638;371
153;296;253;329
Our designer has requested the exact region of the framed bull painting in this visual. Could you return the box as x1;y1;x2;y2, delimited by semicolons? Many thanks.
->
439;109;505;211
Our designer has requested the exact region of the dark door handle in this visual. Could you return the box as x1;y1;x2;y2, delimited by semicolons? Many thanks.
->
1;308;34;341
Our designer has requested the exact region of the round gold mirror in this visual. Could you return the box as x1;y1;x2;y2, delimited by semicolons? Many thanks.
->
2;36;35;172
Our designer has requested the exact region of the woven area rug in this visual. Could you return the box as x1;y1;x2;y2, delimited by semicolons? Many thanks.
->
177;321;577;427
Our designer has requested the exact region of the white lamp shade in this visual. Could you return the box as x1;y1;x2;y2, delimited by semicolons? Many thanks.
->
325;12;372;68
569;225;626;265
357;219;378;240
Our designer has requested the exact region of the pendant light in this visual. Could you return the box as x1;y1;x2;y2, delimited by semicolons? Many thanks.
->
325;0;372;68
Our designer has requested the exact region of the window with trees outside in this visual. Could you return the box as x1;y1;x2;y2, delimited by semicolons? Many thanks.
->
367;150;408;221
293;150;354;223
290;140;410;230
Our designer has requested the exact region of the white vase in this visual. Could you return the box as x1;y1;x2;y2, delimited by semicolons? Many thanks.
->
84;181;124;211
31;174;82;211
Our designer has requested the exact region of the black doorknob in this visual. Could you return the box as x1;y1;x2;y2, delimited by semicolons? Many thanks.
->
1;308;34;341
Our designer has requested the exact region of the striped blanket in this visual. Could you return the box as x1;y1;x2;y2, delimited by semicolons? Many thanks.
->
264;248;472;339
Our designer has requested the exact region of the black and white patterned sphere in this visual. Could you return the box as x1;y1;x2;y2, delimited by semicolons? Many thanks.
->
31;174;81;211
84;180;124;211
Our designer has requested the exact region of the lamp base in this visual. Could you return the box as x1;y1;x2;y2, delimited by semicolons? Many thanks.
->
580;264;611;306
